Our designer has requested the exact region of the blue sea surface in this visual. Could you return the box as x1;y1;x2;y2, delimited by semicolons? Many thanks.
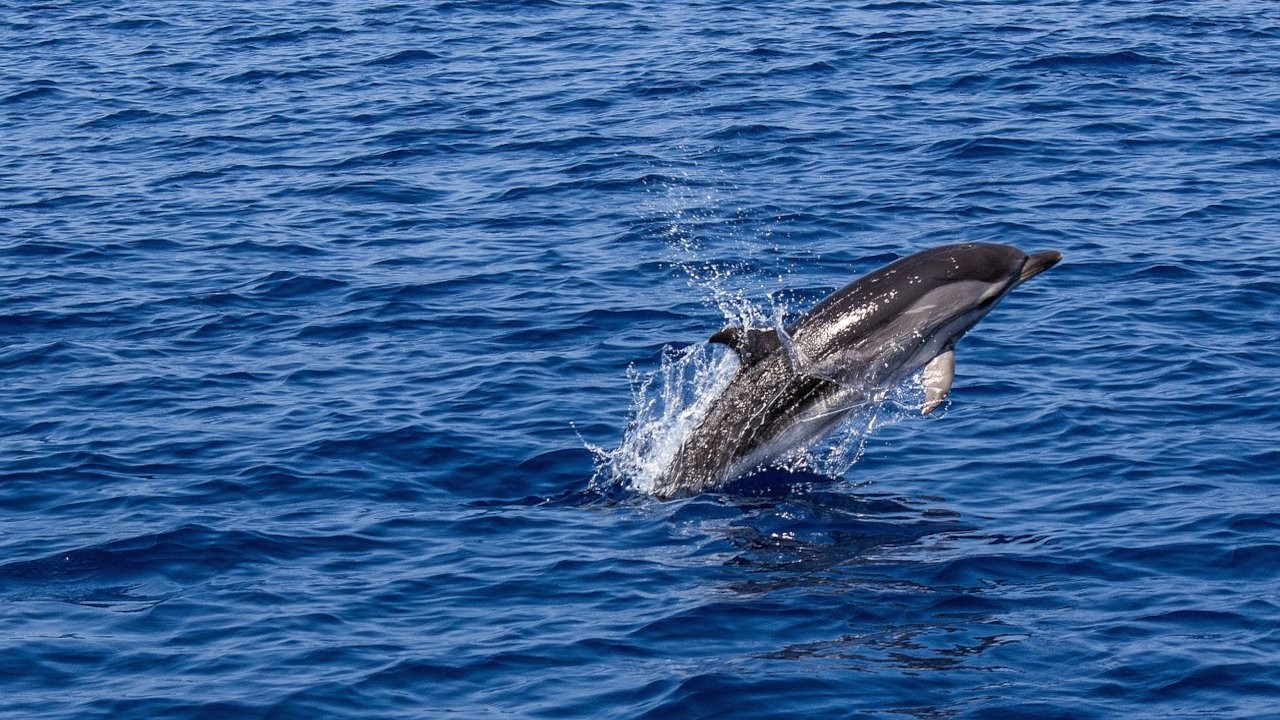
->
3;1;1280;717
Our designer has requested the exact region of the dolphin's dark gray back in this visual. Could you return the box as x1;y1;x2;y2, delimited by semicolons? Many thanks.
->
792;243;1027;358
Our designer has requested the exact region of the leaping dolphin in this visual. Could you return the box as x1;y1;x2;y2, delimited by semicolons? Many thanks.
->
652;242;1061;499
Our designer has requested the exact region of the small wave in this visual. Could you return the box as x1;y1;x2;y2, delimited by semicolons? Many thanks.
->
366;49;443;66
1013;50;1174;73
79;108;176;129
1;84;65;105
767;60;838;76
218;68;330;84
231;25;349;46
105;18;174;31
244;271;350;300
925;136;1039;160
289;179;447;205
436;0;565;10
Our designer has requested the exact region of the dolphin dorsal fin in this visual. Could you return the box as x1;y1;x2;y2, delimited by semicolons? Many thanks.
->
921;349;955;415
709;326;783;366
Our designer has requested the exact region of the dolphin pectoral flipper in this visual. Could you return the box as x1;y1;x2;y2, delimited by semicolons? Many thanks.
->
921;349;955;415
709;326;784;366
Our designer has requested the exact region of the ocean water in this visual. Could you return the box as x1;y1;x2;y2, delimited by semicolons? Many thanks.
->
3;1;1280;717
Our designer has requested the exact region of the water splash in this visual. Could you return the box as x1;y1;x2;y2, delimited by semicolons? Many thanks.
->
590;173;928;497
588;340;928;497
587;342;739;496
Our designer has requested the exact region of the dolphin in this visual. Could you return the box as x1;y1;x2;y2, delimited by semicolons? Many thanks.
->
651;242;1061;499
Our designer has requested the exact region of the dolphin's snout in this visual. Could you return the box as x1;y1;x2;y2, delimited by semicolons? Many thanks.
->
1016;250;1062;286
